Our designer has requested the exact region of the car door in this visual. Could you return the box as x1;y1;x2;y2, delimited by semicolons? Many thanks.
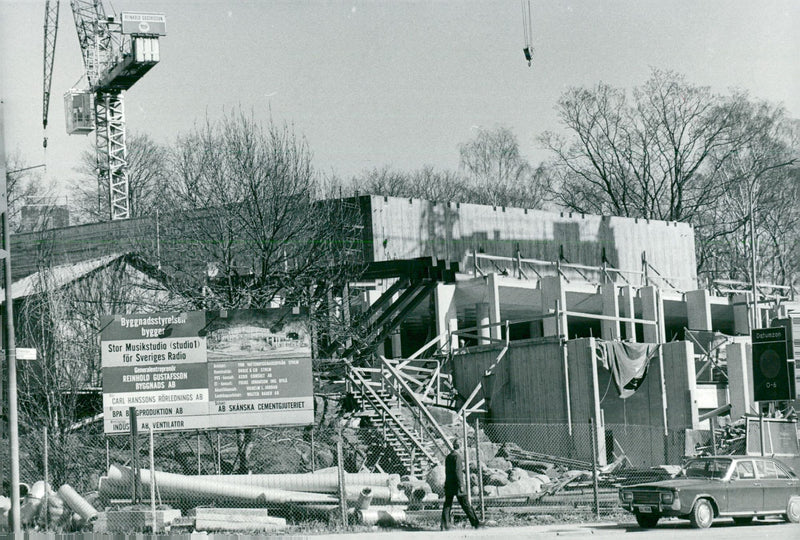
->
755;459;784;511
772;461;800;511
726;460;761;513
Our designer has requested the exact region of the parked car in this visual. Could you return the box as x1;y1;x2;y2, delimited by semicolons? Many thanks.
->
618;456;800;529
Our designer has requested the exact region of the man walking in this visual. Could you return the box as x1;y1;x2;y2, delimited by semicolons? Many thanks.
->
441;438;480;530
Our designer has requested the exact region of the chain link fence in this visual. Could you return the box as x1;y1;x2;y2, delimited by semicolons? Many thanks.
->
2;420;713;533
468;422;703;520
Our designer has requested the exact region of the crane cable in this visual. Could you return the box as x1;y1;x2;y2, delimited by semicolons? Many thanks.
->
521;0;533;66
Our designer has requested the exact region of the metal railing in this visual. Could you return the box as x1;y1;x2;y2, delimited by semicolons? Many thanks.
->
468;250;689;293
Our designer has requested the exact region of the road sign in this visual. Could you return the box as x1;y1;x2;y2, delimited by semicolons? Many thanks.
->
751;327;793;402
16;348;36;360
101;310;313;434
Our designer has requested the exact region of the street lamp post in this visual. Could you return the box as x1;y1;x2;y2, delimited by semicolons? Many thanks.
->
0;100;21;532
749;185;760;330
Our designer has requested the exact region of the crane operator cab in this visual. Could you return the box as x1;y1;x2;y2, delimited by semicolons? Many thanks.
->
64;90;94;135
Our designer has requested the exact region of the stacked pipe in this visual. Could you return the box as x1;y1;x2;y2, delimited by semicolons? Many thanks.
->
98;465;407;506
99;465;336;505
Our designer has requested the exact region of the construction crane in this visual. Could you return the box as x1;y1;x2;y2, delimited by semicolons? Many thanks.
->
42;1;165;220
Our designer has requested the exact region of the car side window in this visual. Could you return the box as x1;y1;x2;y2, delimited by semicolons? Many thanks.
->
734;461;755;480
756;460;778;479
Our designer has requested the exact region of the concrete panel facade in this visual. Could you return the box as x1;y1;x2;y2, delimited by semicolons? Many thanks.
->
368;196;697;290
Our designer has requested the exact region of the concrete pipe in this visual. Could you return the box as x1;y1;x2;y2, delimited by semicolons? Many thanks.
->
100;465;336;505
411;487;428;502
356;507;406;526
356;487;373;511
343;485;407;504
57;484;98;523
195;472;399;494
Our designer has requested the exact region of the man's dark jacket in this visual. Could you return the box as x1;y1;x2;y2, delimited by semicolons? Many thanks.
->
444;449;465;495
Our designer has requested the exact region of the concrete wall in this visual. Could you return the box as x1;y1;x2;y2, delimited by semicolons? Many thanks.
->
451;338;566;423
368;196;697;289
10;196;697;289
453;337;695;467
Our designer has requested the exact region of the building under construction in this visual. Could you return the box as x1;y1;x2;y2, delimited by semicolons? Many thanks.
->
8;195;799;476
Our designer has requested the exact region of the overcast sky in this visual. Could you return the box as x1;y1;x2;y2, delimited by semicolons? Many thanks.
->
1;0;798;196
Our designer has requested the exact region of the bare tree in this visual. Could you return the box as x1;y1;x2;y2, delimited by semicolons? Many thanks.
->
459;126;548;208
4;151;52;231
696;100;799;285
352;165;468;202
165;110;364;313
541;69;751;222
70;132;171;223
353;128;549;210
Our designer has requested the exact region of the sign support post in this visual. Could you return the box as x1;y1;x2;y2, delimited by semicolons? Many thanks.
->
129;407;140;503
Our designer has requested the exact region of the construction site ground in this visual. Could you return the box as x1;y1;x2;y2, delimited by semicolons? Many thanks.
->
309;518;795;539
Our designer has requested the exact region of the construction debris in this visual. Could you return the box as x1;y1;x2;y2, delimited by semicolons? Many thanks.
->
191;507;287;532
355;506;407;526
103;507;182;533
695;418;746;456
57;484;99;525
497;443;593;471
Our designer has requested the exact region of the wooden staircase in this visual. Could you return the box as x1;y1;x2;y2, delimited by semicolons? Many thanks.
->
346;359;454;478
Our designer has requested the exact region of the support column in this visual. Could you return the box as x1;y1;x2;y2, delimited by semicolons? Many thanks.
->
434;283;457;349
588;338;607;466
448;318;459;351
727;342;755;419
487;273;501;341
529;320;543;339
390;331;402;359
541;275;567;338
601;284;619;340
640;286;663;343
686;289;712;331
683;341;701;429
476;303;491;345
621;285;636;341
733;293;751;335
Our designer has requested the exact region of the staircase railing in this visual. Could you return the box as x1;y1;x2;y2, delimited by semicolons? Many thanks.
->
385;357;452;407
377;356;453;457
345;362;439;466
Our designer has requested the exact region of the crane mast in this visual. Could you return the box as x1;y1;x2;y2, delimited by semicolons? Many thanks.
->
42;0;164;220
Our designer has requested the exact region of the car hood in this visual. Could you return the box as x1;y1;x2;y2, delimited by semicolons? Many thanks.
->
625;478;721;490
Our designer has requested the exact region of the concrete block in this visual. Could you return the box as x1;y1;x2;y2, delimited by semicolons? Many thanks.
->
105;508;182;532
193;507;286;532
686;289;712;331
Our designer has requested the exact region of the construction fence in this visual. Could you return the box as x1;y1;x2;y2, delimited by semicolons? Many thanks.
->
2;421;715;532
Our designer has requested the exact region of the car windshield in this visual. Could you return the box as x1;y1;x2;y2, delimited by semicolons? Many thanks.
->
683;458;732;479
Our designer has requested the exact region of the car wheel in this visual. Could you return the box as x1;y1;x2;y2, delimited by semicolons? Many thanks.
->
634;513;660;528
785;496;800;524
732;516;753;525
690;498;714;529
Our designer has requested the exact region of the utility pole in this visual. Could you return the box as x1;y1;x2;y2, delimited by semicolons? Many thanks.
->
0;99;22;532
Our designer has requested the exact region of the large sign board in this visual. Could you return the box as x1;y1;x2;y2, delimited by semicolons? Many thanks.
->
751;326;793;402
121;12;167;36
102;310;313;434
